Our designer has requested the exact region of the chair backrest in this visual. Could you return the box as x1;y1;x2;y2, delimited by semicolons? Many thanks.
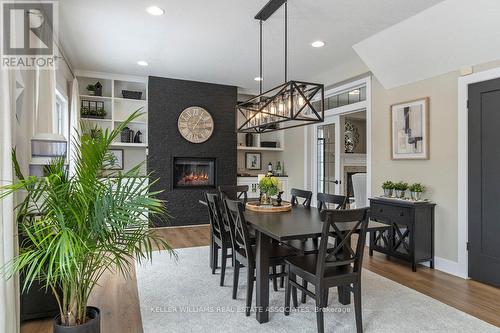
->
223;199;254;263
205;193;227;240
219;185;249;203
316;207;369;278
352;173;367;208
317;192;347;211
290;188;312;207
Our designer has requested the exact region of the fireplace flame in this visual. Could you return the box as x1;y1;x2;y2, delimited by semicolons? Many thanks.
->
177;171;210;186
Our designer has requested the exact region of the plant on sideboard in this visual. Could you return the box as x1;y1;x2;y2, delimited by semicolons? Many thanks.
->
393;181;408;198
381;181;395;197
409;183;425;201
0;110;173;333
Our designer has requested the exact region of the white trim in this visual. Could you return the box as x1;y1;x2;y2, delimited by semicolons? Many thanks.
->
304;75;372;207
421;256;461;277
74;70;147;83
457;66;500;280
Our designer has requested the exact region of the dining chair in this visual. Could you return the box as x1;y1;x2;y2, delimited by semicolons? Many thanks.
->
317;192;347;211
290;188;313;207
224;198;296;316
205;192;233;287
284;207;370;333
218;185;249;204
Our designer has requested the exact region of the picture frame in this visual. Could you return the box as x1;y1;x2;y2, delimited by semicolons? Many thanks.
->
391;97;429;160
245;152;262;170
107;149;124;170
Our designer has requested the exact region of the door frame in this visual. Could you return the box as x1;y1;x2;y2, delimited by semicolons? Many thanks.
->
457;67;500;279
304;75;372;207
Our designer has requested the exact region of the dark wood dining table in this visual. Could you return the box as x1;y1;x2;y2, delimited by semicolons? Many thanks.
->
244;205;388;324
199;199;389;324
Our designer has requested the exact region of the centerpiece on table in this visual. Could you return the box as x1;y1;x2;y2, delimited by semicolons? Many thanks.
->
258;172;283;206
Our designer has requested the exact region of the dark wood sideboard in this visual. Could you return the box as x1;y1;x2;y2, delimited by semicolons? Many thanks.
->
369;197;436;272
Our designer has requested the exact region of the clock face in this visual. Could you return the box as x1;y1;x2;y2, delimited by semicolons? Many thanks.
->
177;106;214;143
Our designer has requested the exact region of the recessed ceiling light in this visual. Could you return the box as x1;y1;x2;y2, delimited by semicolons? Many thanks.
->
254;77;263;81
311;40;325;48
146;6;165;16
137;60;149;66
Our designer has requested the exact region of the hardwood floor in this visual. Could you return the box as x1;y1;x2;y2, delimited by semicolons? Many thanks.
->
21;225;500;332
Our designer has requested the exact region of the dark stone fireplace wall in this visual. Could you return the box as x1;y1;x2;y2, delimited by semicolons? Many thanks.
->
148;76;237;226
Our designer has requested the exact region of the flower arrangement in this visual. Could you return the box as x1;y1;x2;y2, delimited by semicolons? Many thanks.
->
382;181;395;197
393;181;408;198
409;183;425;201
259;173;280;205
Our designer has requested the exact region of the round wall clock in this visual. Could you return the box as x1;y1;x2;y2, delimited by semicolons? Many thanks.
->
177;106;214;143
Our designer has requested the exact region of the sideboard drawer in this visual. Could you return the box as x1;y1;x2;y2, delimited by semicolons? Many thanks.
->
371;203;412;221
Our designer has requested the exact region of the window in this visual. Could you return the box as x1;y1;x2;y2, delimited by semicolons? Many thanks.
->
54;90;68;139
324;86;366;111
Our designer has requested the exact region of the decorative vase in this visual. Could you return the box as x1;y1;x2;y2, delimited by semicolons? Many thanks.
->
411;191;422;201
245;133;253;147
260;193;272;206
54;306;100;333
383;189;393;197
395;190;405;198
276;191;283;206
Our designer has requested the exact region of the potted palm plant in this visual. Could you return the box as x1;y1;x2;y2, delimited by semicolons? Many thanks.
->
1;110;172;333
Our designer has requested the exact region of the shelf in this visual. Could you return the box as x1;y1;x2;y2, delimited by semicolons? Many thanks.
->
114;120;147;125
80;94;112;100
81;117;112;122
114;97;148;103
237;146;283;151
110;142;148;148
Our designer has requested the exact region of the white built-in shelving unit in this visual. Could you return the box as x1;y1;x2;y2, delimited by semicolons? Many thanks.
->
76;71;148;173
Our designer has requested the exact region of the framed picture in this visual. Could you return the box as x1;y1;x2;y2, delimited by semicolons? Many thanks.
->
391;98;429;160
107;149;124;170
245;152;261;170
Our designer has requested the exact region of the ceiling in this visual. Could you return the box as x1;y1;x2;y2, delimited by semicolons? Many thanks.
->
354;0;500;89
60;0;443;92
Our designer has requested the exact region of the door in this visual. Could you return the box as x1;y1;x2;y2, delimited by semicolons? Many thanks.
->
313;116;341;202
468;77;500;287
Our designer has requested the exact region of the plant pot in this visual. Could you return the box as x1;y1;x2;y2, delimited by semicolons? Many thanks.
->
411;191;422;201
383;189;393;197
54;307;100;333
260;194;272;206
394;190;405;198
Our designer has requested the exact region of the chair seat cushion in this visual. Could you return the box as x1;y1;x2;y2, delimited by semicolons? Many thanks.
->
281;238;335;255
285;254;353;278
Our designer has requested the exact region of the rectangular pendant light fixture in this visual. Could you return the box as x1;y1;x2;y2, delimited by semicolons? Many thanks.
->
237;0;324;133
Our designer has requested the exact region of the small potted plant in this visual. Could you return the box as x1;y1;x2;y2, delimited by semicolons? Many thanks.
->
80;106;91;118
409;183;425;201
86;84;96;95
258;173;280;206
382;181;394;197
95;107;107;119
394;181;408;198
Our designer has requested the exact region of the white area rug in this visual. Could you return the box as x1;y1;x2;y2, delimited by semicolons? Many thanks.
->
136;246;499;333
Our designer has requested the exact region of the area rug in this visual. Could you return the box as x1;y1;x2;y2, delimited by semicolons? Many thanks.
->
136;246;499;333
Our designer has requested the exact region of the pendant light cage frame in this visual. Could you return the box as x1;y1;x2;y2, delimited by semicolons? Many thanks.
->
236;0;325;133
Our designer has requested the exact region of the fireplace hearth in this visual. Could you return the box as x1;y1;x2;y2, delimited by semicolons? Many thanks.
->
173;158;216;188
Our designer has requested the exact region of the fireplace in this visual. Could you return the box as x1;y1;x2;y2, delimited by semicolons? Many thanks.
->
173;158;216;188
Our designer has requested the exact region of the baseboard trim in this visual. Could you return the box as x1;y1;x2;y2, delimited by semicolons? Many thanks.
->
421;257;468;279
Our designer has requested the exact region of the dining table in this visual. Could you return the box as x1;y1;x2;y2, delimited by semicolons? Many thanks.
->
199;199;389;324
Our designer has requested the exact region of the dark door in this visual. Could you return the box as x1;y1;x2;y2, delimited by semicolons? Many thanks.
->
469;77;500;287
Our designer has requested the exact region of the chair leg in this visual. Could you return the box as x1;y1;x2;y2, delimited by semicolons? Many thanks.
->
301;279;308;303
354;282;363;333
246;267;254;316
220;246;227;286
280;264;285;288
315;289;325;333
232;261;240;299
272;266;278;291
212;243;219;274
284;266;291;316
290;272;298;308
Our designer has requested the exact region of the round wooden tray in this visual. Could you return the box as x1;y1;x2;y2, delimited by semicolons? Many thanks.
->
245;201;292;213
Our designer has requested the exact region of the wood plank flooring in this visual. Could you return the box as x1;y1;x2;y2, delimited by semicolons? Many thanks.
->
21;225;500;332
